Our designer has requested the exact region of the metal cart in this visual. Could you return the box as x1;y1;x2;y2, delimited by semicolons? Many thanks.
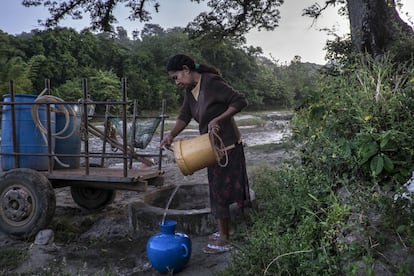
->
0;78;167;239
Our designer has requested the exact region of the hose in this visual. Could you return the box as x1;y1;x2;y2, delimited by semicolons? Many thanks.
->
31;90;79;168
30;92;155;167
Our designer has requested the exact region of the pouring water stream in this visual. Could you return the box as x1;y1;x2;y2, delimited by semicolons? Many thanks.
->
161;185;179;225
161;176;188;225
160;145;185;225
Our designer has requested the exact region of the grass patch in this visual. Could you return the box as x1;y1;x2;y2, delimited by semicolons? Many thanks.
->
0;247;28;272
50;215;96;243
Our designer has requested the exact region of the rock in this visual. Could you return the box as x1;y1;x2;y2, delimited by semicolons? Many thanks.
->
34;229;54;245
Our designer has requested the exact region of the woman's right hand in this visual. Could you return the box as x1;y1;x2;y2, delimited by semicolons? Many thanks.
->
160;133;174;149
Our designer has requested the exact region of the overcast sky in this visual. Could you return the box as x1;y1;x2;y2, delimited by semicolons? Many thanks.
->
0;1;413;65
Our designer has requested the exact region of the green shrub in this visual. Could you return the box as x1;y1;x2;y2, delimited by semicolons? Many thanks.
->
292;54;414;183
224;164;348;275
223;54;414;275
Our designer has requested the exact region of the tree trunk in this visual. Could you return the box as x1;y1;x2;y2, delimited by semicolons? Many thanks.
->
347;0;414;59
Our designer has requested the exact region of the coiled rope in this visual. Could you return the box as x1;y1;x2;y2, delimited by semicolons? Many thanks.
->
31;89;79;168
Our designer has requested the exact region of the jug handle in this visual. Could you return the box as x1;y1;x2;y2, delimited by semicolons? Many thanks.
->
182;244;189;258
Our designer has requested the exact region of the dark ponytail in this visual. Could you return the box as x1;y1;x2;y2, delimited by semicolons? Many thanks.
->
166;54;220;75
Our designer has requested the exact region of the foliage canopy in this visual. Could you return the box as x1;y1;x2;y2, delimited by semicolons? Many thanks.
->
0;26;319;112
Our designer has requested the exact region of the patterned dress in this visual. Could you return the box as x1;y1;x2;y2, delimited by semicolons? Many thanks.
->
177;73;251;219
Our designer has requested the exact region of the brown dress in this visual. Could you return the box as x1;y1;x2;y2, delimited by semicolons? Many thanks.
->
177;73;251;219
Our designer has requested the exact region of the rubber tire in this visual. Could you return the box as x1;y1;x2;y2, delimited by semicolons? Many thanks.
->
70;186;116;210
0;168;56;240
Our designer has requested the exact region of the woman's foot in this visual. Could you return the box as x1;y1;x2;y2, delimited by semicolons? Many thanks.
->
203;238;233;254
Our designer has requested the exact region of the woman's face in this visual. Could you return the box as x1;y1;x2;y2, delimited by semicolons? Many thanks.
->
168;66;192;89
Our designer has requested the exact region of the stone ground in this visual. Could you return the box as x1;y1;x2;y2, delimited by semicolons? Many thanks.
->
0;145;289;276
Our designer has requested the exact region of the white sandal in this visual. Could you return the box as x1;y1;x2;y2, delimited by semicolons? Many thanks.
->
203;243;233;254
208;231;220;241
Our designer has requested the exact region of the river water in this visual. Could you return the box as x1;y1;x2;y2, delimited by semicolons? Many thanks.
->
101;111;292;168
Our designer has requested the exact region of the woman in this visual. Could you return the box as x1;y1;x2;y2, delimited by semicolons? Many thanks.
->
160;54;251;254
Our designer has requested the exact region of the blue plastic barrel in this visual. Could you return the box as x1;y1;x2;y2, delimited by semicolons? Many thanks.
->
1;94;55;171
54;104;81;169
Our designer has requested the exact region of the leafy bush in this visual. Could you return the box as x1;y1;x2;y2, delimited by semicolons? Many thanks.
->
223;54;414;275
292;54;414;183
224;164;349;275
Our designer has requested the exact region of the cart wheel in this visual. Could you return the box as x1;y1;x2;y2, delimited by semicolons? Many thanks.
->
0;168;56;240
70;187;116;210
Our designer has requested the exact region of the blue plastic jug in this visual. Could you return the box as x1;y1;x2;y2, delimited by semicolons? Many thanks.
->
146;220;192;274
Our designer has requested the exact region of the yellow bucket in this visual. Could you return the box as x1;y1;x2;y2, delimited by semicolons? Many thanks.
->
173;133;222;176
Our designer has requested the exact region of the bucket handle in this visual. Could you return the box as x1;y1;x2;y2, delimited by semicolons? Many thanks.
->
209;130;229;168
182;243;189;258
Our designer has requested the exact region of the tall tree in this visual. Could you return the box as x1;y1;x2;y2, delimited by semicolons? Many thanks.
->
304;0;414;61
